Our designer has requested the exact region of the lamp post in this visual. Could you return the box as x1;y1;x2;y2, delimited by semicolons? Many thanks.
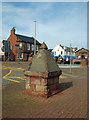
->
33;20;37;55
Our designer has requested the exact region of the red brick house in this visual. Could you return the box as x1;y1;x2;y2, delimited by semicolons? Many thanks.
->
7;27;41;61
75;48;89;59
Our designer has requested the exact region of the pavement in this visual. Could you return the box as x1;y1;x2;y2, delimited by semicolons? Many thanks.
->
58;64;81;68
2;61;88;119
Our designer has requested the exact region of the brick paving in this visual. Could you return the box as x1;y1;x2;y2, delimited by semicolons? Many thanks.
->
2;62;87;118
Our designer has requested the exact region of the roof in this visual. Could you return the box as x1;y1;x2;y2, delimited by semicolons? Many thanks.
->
28;42;61;73
60;44;75;52
15;34;41;45
75;48;89;53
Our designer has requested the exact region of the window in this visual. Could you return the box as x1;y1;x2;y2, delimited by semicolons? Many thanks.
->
32;44;34;51
19;43;22;49
78;56;81;59
54;51;56;55
61;51;63;55
11;46;14;50
66;51;68;55
36;45;38;51
18;53;23;59
27;44;30;50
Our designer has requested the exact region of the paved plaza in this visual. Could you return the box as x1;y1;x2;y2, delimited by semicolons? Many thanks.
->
2;62;87;119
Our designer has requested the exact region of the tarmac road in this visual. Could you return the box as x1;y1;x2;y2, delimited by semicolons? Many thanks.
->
1;62;85;86
2;65;26;85
2;62;69;86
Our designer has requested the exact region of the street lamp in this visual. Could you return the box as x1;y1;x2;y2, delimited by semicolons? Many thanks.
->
33;20;37;55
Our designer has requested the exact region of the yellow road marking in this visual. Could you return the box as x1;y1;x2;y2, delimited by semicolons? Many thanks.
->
3;69;12;78
60;76;67;78
7;76;26;80
2;70;20;83
2;66;24;71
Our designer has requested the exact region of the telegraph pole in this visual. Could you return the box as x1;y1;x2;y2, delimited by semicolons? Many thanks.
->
33;20;37;55
4;42;5;61
70;44;72;73
18;43;20;64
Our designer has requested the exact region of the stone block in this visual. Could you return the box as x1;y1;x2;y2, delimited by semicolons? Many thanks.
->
29;84;36;91
36;85;47;92
31;77;41;85
41;78;47;85
26;79;30;89
53;76;59;83
26;83;30;89
48;78;54;85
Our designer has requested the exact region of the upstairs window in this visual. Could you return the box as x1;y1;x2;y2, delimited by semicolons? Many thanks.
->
61;51;63;55
11;46;14;50
32;44;34;51
19;43;22;49
54;51;56;55
36;45;38;51
27;44;30;50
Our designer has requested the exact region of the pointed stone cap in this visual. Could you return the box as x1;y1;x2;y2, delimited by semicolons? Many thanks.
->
26;42;62;76
40;42;48;50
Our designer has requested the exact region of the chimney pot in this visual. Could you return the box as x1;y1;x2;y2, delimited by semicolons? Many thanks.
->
11;27;15;35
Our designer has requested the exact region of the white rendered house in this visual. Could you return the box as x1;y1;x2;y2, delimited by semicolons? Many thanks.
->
52;44;75;59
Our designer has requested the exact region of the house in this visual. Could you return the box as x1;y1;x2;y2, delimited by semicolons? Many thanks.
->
75;48;89;59
0;42;5;60
52;44;76;59
7;27;41;61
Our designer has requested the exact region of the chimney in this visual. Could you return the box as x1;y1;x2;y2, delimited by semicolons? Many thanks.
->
11;27;15;35
74;47;77;51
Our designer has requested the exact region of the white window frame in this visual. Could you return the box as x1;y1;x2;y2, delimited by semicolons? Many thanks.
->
11;46;14;50
36;45;38;51
17;53;23;59
19;43;22;49
32;44;34;51
54;51;56;56
61;51;63;55
27;43;30;50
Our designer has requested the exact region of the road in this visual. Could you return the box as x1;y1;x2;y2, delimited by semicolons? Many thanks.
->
2;62;86;85
2;63;70;85
2;65;26;85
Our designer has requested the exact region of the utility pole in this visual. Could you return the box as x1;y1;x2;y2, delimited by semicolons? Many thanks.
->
4;42;5;61
70;44;72;73
33;20;37;55
18;43;20;64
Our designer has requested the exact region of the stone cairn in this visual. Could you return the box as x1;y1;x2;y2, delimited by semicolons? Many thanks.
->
24;42;62;98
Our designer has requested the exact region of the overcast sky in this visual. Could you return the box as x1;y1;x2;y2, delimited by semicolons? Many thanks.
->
2;2;87;49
